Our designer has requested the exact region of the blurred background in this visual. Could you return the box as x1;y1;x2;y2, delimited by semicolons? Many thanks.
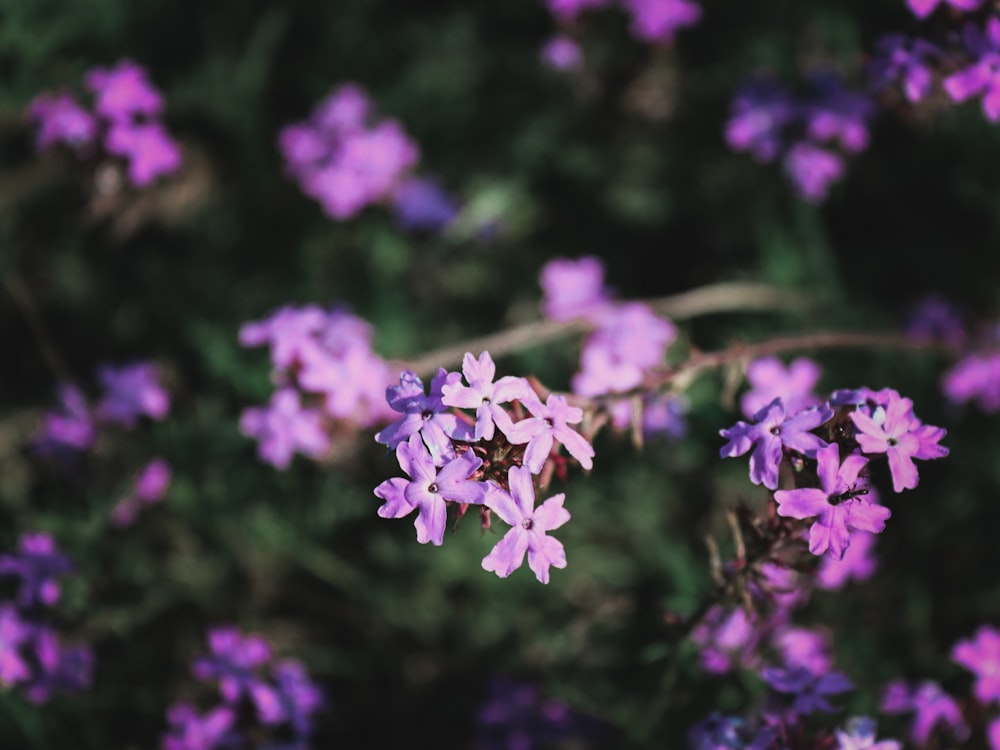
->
1;0;999;747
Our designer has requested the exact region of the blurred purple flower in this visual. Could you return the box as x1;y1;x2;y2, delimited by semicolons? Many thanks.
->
0;605;32;685
816;530;879;589
804;71;875;153
879;679;968;745
85;59;164;122
539;256;613;322
725;77;796;162
741;356;822;419
96;361;170;428
240;388;331;470
25;93;96;151
905;294;966;348
772;625;833;676
34;383;97;457
952;625;1000;703
105;121;182;186
762;665;853;714
474;678;594;750
192;626;272;704
943;351;1000;412
945;18;1000;121
540;35;584;71
390;176;460;232
111;458;173;527
0;532;74;608
621;0;702;45
908;0;983;19
162;702;235;750
24;629;94;704
869;34;940;103
835;716;901;750
783;142;845;203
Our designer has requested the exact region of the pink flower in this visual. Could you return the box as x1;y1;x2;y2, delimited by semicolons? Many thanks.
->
952;625;1000;704
502;394;594;473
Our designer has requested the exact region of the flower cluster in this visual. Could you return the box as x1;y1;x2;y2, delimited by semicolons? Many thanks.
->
0;532;93;703
721;373;948;561
278;83;421;220
162;626;324;750
239;304;394;469
26;59;182;186
540;255;687;439
374;351;594;583
545;0;702;45
725;71;874;202
952;625;1000;747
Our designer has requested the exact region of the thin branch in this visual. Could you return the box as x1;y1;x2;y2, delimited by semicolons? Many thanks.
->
4;271;72;382
399;282;814;376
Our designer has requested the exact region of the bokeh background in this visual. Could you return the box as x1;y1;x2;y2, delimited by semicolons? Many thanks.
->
1;0;1000;747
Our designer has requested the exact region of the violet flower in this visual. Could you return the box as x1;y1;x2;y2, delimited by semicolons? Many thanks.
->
803;71;874;154
192;626;272;704
816;530;878;589
96;361;170;428
762;665;853;714
240;388;331;470
774;443;890;560
740;356;822;419
879;679;968;745
720;398;832;490
538;256;612;322
104;120;182;186
908;0;983;19
481;466;570;584
162;702;235;750
0;605;32;685
945;18;1000;122
0;532;74;608
85;59;164;122
502;394;594;473
540;35;584;71
782;142;845;203
391;176;460;233
724;76;795;163
834;716;901;750
374;368;473;463
440;352;536;441
869;35;940;104
25;93;96;151
34;383;97;457
374;433;487;546
24;629;94;704
951;625;1000;704
621;0;703;45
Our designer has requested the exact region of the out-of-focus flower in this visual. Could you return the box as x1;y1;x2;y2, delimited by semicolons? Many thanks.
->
540;35;584;70
621;0;702;45
390;176;460;232
25;93;96;151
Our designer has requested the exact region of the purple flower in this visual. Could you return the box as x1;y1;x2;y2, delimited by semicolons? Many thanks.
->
440;352;536;441
621;0;702;45
720;398;832;490
762;665;852;714
783;142;845;203
390;176;459;232
85;59;164;122
774;443;890;560
105;121;182;186
904;294;966;348
240;389;331;470
835;716;901;750
24;629;94;704
112;458;173;527
772;625;833;676
481;466;570;583
943;351;1000;412
869;35;940;104
741;356;822;419
192;626;271;704
690;606;760;674
990;717;1000;750
474;678;590;750
539;256;613;323
908;0;983;19
312;83;370;134
945;18;1000;122
880;679;968;745
375;369;473;463
374;434;487;546
34;383;97;457
0;605;32;685
25;93;96;151
0;532;74;608
266;659;324;735
816;530;878;589
725;77;796;163
572;303;676;396
952;625;1000;704
162;702;235;750
96;361;170;428
540;35;584;71
689;712;776;750
850;393;947;493
803;71;874;154
502;394;594;473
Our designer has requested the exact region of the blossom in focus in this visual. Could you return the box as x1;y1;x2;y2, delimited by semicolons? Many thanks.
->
440;351;536;442
24;630;94;704
482;466;570;584
775;443;889;560
502;393;594;473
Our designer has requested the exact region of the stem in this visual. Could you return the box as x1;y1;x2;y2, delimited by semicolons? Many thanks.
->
400;282;813;376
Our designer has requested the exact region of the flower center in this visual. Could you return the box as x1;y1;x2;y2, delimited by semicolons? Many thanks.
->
521;518;533;530
428;483;439;494
770;426;781;436
421;409;434;421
